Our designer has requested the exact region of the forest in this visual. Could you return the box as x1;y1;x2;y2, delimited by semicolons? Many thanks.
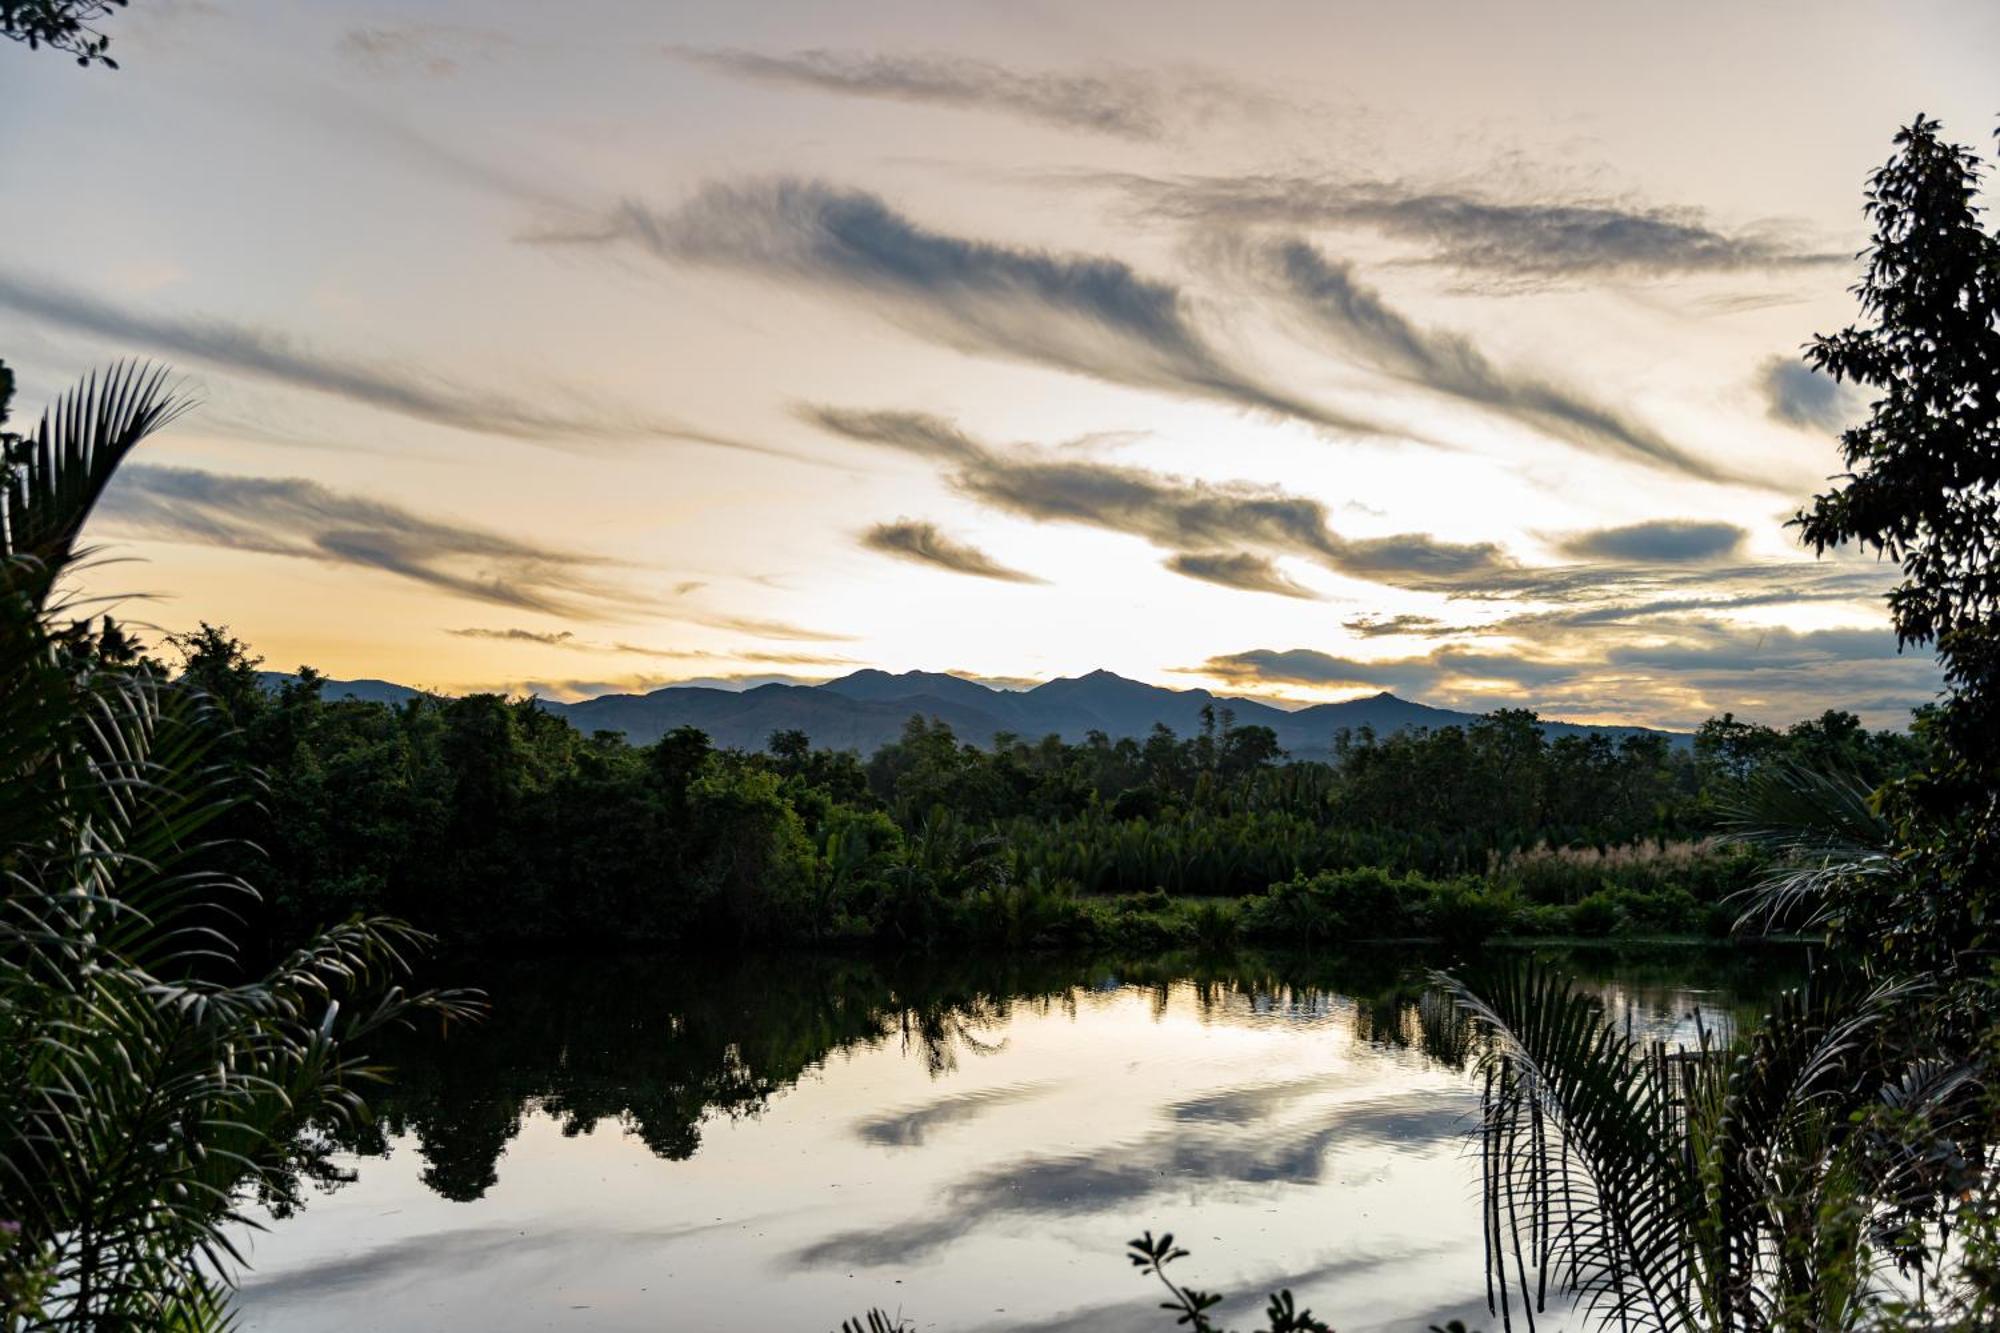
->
161;621;1922;954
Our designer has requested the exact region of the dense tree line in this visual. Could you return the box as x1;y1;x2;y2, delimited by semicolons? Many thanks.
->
161;624;1924;953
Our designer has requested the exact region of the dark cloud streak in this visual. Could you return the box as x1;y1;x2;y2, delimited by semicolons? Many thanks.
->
100;465;635;617
1107;172;1841;279
1760;356;1864;432
1558;519;1746;564
1167;551;1320;599
672;48;1270;140
806;406;1508;592
0;272;776;456
861;519;1045;583
537;180;1411;443
1247;241;1761;485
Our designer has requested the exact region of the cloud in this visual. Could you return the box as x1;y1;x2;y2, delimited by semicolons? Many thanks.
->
535;180;1408;441
694;613;857;643
447;627;580;646
1194;617;1941;729
1243;240;1763;485
447;631;860;670
1462;557;1893;611
1760;356;1865;432
1197;647;1472;697
1342;613;1447;638
806;407;1510;592
670;48;1277;140
1557;519;1746;564
1167;551;1320;599
0;272;773;455
339;24;511;77
1600;623;1912;674
99;465;640;617
1106;172;1841;279
861;519;1045;583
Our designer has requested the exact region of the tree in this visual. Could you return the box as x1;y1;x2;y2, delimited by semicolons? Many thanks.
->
1;0;127;66
1795;116;2000;970
768;727;811;771
1443;117;2000;1333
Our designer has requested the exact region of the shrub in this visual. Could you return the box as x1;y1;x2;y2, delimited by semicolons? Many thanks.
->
1240;868;1422;943
1569;891;1622;937
1189;899;1241;952
1423;877;1515;947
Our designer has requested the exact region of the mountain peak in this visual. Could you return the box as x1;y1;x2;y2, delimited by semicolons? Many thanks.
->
268;667;1687;753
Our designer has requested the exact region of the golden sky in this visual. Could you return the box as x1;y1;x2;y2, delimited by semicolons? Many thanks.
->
5;0;1992;728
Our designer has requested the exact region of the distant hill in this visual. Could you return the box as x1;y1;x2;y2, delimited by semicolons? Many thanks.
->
555;668;1683;756
263;666;1684;757
254;672;424;707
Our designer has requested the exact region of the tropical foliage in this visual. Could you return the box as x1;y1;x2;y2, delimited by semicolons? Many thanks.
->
0;362;475;1327
1436;116;2000;1333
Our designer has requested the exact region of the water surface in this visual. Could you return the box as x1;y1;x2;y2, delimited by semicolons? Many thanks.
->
234;948;1794;1332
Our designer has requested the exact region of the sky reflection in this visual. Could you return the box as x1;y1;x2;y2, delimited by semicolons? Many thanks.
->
233;948;1793;1331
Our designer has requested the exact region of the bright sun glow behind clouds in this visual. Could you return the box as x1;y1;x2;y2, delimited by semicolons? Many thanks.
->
2;0;1989;727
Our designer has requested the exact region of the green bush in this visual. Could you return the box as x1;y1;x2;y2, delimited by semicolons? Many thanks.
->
1423;877;1516;946
1189;899;1241;952
1241;868;1424;943
1568;891;1622;938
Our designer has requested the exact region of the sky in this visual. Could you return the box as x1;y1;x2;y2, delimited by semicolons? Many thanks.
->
4;0;1995;729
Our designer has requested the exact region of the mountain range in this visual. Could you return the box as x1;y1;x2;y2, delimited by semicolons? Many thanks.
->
267;668;1687;758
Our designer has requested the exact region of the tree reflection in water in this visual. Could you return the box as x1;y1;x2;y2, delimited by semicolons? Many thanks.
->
277;945;1801;1212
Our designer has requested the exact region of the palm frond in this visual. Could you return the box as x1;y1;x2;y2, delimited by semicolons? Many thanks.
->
2;360;188;600
0;365;478;1326
1718;762;1900;932
1440;962;1975;1333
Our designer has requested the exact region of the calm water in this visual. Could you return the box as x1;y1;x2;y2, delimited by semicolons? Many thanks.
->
232;948;1797;1332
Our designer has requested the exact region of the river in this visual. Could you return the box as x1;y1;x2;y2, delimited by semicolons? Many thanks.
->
231;946;1799;1332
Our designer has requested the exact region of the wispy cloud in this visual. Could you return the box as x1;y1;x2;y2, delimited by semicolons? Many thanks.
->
696;613;858;643
339;23;512;78
100;465;638;616
805;407;1509;592
861;519;1045;583
95;468;853;641
1759;355;1865;432
444;627;732;656
1199;646;1573;697
1342;613;1447;638
513;670;834;702
670;48;1278;140
1106;171;1841;279
1238;240;1765;485
0;272;774;455
1195;614;1939;728
1166;551;1320;599
1556;519;1746;564
534;180;1409;442
448;626;584;646
1462;557;1892;611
